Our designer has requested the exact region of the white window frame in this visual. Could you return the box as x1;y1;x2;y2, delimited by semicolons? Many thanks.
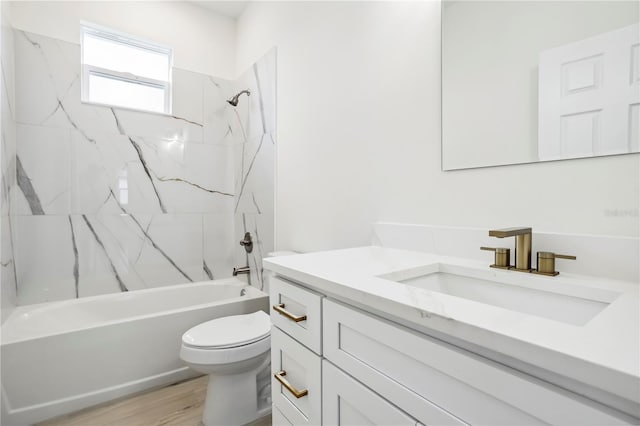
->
80;22;173;115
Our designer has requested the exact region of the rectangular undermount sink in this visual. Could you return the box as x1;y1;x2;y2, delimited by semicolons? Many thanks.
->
379;265;621;326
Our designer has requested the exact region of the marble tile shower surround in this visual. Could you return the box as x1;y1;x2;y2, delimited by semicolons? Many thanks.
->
10;29;276;305
1;6;17;322
234;49;276;291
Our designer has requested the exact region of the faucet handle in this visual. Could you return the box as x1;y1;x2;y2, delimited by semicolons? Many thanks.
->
239;232;253;253
480;246;511;269
534;252;576;276
554;253;577;260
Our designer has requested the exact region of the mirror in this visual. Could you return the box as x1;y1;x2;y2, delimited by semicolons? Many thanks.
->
442;1;640;170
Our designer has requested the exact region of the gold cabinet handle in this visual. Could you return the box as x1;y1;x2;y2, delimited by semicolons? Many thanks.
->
274;370;308;398
273;303;307;322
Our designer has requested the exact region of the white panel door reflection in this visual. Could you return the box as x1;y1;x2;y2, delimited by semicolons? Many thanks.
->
538;23;640;160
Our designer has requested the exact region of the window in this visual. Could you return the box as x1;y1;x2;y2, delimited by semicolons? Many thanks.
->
81;23;172;114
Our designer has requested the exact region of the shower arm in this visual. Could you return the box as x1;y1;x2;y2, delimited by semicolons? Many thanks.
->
227;89;251;107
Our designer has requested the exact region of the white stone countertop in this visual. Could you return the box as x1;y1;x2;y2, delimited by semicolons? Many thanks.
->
263;246;640;405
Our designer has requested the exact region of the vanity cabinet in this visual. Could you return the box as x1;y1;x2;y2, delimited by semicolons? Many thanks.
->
323;298;635;425
270;275;635;426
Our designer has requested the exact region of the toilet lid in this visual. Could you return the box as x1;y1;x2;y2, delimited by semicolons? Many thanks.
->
182;311;270;349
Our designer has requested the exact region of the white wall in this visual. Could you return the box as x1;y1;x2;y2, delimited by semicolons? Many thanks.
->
10;1;236;78
235;1;640;253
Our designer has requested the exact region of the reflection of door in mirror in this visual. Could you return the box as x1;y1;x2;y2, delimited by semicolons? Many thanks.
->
441;1;640;170
538;24;640;161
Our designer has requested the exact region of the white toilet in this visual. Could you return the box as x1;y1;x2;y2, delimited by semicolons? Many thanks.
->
180;310;272;426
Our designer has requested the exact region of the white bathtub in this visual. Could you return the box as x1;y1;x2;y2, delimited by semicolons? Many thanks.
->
0;278;268;425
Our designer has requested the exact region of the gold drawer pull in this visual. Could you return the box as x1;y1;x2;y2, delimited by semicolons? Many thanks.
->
273;303;307;322
274;370;308;398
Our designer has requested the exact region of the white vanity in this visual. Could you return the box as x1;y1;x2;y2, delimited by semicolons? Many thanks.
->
265;240;639;425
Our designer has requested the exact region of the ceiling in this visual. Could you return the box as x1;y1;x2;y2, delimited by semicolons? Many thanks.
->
191;1;249;19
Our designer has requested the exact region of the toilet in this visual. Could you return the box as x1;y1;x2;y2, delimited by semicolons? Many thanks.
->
180;310;272;426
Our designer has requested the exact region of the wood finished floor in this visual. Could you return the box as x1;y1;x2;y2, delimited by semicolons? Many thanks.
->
38;376;272;426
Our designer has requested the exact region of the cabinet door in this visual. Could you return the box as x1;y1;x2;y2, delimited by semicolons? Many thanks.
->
323;298;633;426
271;327;322;425
323;361;419;426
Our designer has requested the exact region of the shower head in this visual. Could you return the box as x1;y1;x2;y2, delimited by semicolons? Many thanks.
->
227;90;251;107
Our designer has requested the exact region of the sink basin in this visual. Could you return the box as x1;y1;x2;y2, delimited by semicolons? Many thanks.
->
379;265;620;326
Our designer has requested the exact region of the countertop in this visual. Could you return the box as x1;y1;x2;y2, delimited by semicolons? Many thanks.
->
263;246;640;405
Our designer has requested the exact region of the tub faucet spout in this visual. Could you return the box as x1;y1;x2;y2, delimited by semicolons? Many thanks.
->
233;266;250;276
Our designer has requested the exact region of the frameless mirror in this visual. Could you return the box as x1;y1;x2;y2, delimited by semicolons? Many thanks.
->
442;1;640;170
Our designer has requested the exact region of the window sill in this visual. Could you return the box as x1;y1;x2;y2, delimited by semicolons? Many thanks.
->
81;99;173;118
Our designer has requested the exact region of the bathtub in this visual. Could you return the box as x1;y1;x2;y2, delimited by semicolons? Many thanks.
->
0;278;268;425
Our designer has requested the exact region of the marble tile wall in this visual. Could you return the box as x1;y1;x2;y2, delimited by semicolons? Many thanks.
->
233;49;276;292
1;3;17;321
10;30;276;305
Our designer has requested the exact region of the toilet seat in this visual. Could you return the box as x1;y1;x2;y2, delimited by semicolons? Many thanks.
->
180;311;271;365
182;310;270;349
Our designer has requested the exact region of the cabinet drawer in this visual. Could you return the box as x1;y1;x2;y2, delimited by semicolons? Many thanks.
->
270;276;323;355
271;327;322;425
323;298;631;426
323;360;421;426
272;405;294;426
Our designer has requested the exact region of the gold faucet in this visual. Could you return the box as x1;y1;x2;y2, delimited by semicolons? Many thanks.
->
488;227;532;271
482;227;576;276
